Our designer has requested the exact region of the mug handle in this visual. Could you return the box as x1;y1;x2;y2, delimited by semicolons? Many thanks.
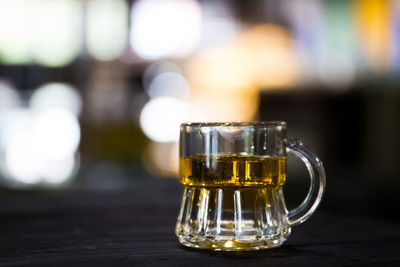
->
286;139;326;226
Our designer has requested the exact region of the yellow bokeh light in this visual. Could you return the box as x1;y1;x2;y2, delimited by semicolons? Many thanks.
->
354;0;394;70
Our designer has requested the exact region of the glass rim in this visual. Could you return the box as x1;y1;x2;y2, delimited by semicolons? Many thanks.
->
180;121;287;127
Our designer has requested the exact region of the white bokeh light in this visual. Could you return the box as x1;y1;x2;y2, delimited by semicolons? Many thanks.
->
0;108;30;151
140;97;205;142
140;97;185;142
143;61;182;89
147;72;190;100
40;154;76;184
5;137;76;185
30;83;82;116
1;108;80;185
3;109;40;184
5;135;42;184
0;81;20;111
201;0;237;48
0;82;22;150
130;0;202;60
32;109;80;160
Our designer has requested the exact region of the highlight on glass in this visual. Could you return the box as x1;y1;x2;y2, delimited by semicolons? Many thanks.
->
176;122;326;251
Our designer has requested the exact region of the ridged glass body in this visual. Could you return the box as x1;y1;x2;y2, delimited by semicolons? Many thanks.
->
176;186;290;250
176;122;326;251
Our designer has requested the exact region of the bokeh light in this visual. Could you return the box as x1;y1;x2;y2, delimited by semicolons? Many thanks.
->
188;24;299;91
184;23;300;122
86;0;128;61
200;0;237;48
142;142;179;177
0;0;82;66
237;24;299;89
30;83;82;116
143;61;182;89
0;82;23;151
40;154;77;184
186;45;257;121
130;0;202;60
0;82;82;187
2;109;80;185
4;110;41;184
30;0;82;67
139;97;205;142
31;109;80;160
187;45;254;92
2;109;80;184
0;81;20;111
0;0;31;64
147;72;190;100
355;0;394;71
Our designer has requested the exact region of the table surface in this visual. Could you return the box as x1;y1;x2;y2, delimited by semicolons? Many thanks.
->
0;179;399;266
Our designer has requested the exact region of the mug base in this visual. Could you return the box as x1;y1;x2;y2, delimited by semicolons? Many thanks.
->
176;186;291;251
177;236;287;251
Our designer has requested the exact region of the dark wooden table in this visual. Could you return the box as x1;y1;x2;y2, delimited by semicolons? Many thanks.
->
0;179;399;266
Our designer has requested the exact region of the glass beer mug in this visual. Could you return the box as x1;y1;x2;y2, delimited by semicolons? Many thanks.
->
175;122;326;251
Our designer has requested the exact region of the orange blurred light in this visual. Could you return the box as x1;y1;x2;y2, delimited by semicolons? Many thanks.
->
237;24;299;89
355;0;394;70
186;23;298;122
187;45;254;92
142;141;179;177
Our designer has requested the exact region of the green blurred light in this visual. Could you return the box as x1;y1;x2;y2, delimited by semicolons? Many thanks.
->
0;0;82;67
0;0;32;64
30;0;82;67
87;0;128;61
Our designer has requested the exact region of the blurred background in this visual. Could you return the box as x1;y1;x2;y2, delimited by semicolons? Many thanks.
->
0;0;399;220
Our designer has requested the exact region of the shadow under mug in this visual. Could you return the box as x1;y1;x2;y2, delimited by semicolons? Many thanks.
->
175;122;326;251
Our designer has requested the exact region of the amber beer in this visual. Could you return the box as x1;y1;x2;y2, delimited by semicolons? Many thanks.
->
179;155;286;187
